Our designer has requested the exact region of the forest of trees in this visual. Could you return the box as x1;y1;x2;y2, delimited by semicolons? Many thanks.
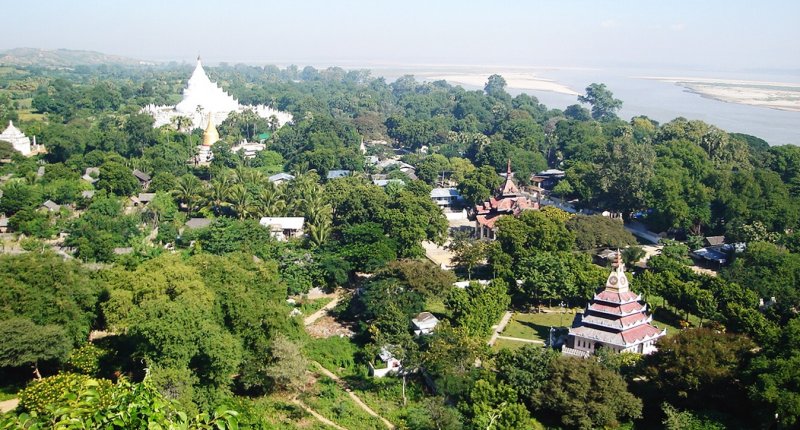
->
0;61;799;429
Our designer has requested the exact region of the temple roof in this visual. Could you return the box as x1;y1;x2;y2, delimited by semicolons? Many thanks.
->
587;301;645;316
581;313;651;330
1;121;25;138
474;164;538;229
571;323;665;347
498;159;520;197
594;290;641;305
202;114;220;147
176;57;240;115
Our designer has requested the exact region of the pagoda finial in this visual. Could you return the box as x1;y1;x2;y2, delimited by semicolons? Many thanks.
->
615;249;624;270
506;159;512;177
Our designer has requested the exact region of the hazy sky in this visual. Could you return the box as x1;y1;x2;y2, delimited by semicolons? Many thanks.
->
2;0;799;71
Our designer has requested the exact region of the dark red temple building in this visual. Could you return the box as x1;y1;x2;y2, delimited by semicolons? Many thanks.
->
474;161;538;239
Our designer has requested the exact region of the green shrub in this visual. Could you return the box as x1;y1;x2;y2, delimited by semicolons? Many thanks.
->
66;343;107;376
18;373;114;415
5;376;239;429
304;337;358;373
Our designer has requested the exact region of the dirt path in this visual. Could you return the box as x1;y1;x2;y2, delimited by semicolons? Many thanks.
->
304;293;342;326
313;362;395;429
291;398;347;430
487;311;514;346
422;240;455;269
495;335;545;344
0;398;19;413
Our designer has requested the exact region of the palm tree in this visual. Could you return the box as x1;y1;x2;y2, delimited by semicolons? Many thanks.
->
172;175;203;215
255;184;287;217
307;217;332;248
307;192;332;222
233;166;265;188
227;184;253;219
173;115;193;133
205;175;232;215
268;115;279;132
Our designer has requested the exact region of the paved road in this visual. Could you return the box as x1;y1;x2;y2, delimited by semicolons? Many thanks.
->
487;311;514;346
495;335;545;344
313;362;395;429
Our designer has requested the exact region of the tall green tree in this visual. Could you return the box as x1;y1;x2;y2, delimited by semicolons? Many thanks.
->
578;83;623;121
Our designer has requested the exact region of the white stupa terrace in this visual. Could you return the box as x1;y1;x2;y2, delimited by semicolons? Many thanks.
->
142;57;292;130
0;121;44;157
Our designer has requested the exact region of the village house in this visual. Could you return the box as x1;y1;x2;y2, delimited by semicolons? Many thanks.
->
430;187;464;210
326;170;351;180
41;200;61;212
231;140;266;159
373;178;405;187
533;168;566;189
131;192;156;207
132;169;151;189
268;172;295;185
259;217;305;241
411;312;439;335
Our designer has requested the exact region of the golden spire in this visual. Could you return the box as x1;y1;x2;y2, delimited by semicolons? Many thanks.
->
202;114;219;147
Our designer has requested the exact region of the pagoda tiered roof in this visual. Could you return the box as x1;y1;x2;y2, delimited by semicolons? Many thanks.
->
571;323;665;347
565;253;666;354
594;290;641;304
581;313;651;330
587;301;646;316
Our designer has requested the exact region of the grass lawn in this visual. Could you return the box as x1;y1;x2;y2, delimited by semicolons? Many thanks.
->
492;337;531;352
424;297;450;319
501;311;577;342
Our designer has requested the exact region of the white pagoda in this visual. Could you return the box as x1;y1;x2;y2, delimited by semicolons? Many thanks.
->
562;254;666;357
0;121;44;157
142;57;292;130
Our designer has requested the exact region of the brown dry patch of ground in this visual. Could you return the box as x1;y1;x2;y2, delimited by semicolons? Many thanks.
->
306;315;354;339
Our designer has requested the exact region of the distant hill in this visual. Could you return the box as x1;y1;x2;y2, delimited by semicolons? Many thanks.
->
0;48;145;67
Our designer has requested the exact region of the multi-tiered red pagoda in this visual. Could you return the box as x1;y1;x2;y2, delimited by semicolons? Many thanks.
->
563;254;666;357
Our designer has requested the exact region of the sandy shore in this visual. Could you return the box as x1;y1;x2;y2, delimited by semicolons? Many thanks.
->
422;72;580;96
639;76;800;112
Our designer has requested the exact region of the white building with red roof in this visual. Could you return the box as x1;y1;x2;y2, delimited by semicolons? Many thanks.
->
562;254;666;357
474;161;538;239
